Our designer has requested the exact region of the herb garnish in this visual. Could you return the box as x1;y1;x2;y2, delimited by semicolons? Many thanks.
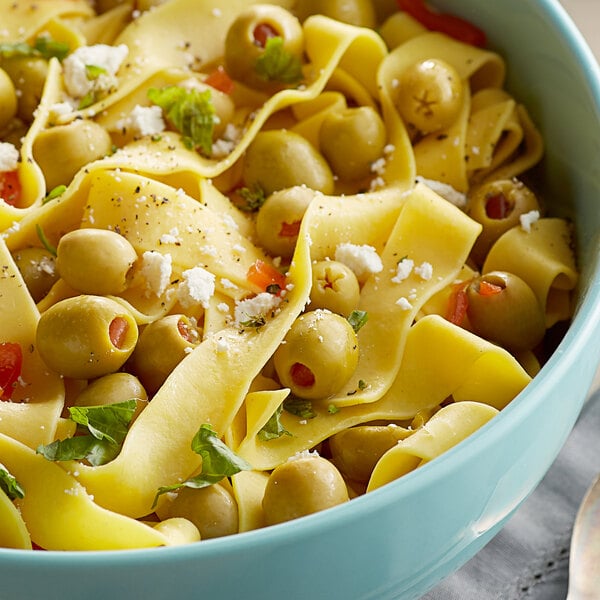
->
237;185;267;212
0;463;24;500
258;403;292;441
255;37;303;85
347;310;368;333
0;37;70;61
36;400;137;466
148;86;216;156
35;224;57;257
153;424;251;506
283;395;316;419
43;184;67;204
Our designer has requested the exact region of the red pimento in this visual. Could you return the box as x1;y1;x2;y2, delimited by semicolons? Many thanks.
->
108;317;129;349
290;362;315;388
0;342;23;401
477;280;503;297
396;0;486;47
278;220;301;238
485;193;512;219
253;23;279;48
204;66;235;94
0;171;22;207
247;259;287;293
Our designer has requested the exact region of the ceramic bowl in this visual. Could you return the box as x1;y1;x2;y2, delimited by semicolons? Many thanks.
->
2;1;600;598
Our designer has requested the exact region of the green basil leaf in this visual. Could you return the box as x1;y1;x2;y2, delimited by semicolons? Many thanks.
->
68;399;137;446
283;396;316;419
148;86;216;156
347;309;368;333
255;37;303;84
0;463;24;500
258;403;292;441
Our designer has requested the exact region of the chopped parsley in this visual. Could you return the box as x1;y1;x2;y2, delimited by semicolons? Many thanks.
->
85;64;108;80
255;37;303;85
0;36;70;61
0;464;24;500
258;403;292;441
43;184;67;204
240;315;267;330
153;424;251;506
327;403;340;414
35;224;57;257
36;400;137;466
283;395;316;419
147;85;216;156
347;310;368;333
237;184;267;212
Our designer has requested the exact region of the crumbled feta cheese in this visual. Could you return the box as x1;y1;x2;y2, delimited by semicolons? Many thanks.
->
335;243;383;279
414;261;433;281
234;292;281;326
520;210;540;232
115;104;165;137
140;250;172;296
416;176;467;208
63;44;128;98
0;142;19;172
220;278;238;290
159;227;182;245
396;297;413;310
217;302;230;313
287;449;319;462
177;266;215;309
392;258;414;283
215;336;229;352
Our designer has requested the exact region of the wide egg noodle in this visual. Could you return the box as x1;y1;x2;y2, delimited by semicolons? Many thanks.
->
231;469;270;533
0;238;64;449
0;486;31;549
69;212;312;519
331;183;482;407
483;218;578;327
0;433;170;550
366;401;498;492
237;314;529;471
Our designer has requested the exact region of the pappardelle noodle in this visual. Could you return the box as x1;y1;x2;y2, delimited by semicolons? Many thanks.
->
0;0;578;550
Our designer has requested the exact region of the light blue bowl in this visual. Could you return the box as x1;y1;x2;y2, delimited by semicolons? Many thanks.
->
2;1;600;598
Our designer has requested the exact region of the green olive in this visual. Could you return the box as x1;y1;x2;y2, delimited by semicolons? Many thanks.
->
467;179;541;266
56;228;138;296
319;106;387;181
329;425;409;483
395;58;464;134
255;186;313;258
11;247;59;303
224;5;304;92
262;454;349;525
152;517;201;545
36;295;139;379
273;309;359;399
0;68;17;130
466;271;546;350
243;130;334;196
0;57;48;122
156;483;239;539
32;120;113;189
293;0;376;28
309;260;360;316
73;372;148;422
129;314;202;394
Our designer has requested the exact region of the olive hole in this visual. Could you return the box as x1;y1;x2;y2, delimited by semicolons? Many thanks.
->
253;23;280;48
485;192;514;219
177;318;200;343
109;316;130;349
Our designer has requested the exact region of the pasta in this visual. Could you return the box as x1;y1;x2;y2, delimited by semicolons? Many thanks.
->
0;0;578;549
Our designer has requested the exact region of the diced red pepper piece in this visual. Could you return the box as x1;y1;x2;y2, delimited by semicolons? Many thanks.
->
446;281;469;326
0;342;23;401
247;259;287;292
204;66;235;95
397;0;487;47
0;171;22;207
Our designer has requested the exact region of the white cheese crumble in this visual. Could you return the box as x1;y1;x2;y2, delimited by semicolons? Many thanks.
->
335;243;383;279
159;227;182;245
520;210;540;232
63;43;128;98
391;258;414;283
287;449;320;462
396;297;413;311
234;292;282;326
0;142;19;172
177;266;215;309
115;104;165;137
416;176;467;208
414;261;433;281
140;250;172;296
